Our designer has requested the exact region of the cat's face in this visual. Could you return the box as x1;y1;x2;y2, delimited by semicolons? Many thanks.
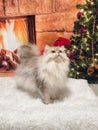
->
43;45;69;63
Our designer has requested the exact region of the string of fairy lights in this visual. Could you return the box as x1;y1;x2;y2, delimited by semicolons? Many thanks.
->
68;0;98;81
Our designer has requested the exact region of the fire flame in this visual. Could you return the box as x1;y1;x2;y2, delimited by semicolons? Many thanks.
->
0;18;28;51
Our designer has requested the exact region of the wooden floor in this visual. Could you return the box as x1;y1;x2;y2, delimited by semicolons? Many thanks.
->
0;68;15;77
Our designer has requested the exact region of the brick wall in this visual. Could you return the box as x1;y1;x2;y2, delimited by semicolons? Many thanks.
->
35;0;85;51
0;0;85;51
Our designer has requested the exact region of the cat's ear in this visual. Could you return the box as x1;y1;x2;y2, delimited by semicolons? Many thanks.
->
61;45;66;50
61;45;65;49
44;45;50;51
61;46;67;53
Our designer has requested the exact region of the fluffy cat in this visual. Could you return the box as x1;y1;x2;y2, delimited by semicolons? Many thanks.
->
15;44;70;104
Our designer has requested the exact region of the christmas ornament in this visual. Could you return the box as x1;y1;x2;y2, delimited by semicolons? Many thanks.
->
66;0;98;83
87;66;94;75
12;52;21;64
79;56;84;60
95;64;98;69
68;52;75;59
14;49;18;54
1;49;6;55
79;26;87;35
1;60;10;70
77;11;84;19
96;25;98;29
0;48;20;71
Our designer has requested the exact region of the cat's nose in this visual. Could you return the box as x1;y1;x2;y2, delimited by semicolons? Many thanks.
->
56;52;60;56
57;52;60;56
58;51;62;55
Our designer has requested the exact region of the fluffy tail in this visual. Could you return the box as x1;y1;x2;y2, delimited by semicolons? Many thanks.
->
18;44;40;61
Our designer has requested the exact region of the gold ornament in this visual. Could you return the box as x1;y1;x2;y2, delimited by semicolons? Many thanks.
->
73;46;77;49
94;64;98;69
86;47;89;51
88;11;92;14
90;1;94;5
91;63;95;67
94;58;98;62
76;72;80;75
71;68;75;71
79;56;84;60
80;9;84;12
81;63;85;67
95;53;98;55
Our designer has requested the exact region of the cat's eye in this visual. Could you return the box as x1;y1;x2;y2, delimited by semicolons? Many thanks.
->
51;50;55;53
59;50;63;53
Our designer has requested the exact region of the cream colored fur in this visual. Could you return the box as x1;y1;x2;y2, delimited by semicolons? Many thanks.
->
16;44;70;104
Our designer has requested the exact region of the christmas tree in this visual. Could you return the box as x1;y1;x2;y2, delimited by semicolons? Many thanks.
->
68;0;98;83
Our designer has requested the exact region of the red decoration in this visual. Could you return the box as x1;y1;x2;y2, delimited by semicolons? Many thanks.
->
0;48;20;71
1;60;10;70
79;26;87;35
12;52;21;64
1;49;6;55
77;12;84;19
68;52;75;59
87;66;94;75
40;49;44;55
14;49;18;54
54;37;71;47
40;37;71;55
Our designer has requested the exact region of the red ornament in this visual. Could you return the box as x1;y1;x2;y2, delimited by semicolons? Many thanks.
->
3;55;10;61
6;63;10;70
12;52;21;64
54;37;71;47
14;49;18;54
1;49;6;55
2;60;8;67
0;48;20;70
1;60;10;70
79;26;87;35
40;49;44;55
77;12;84;19
68;52;75;59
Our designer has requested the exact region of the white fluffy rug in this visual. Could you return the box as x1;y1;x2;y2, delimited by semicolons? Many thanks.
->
0;77;98;130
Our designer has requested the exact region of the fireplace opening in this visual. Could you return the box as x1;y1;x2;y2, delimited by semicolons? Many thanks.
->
0;15;36;74
0;15;36;50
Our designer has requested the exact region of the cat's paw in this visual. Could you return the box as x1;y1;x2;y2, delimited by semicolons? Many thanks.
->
43;99;54;105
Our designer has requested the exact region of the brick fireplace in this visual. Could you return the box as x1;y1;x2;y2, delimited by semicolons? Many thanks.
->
0;16;36;50
0;0;85;76
0;0;85;50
